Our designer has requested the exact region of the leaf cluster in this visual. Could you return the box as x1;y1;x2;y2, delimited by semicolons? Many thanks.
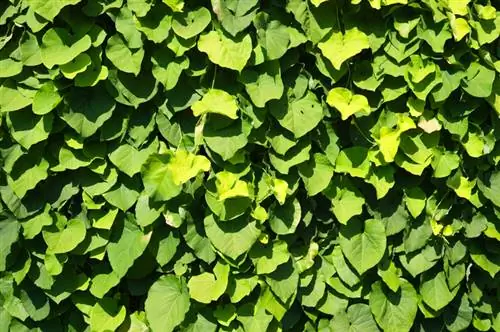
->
0;0;499;331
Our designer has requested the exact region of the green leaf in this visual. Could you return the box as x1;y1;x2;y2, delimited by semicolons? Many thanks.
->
370;279;418;332
478;171;500;208
444;292;473;331
298;153;334;196
90;298;126;332
339;218;386;274
0;56;22;78
115;6;143;48
227;276;259;303
26;0;81;21
462;62;496;98
446;0;469;15
326;88;371;120
238;306;273;332
335;147;371;178
102;176;141;211
32;82;62;115
7;110;53;149
404;187;426;218
105;34;144;76
469;244;500;278
151;49;189;91
188;262;229;303
366;166;396;199
417;19;452;53
0;218;20;272
198;29;252;72
7;157;49;199
270;92;324;138
145;275;190;332
330;303;380;332
431;149;460;178
60;87;115;138
19;285;50;321
172;7;211;39
378;261;402;292
204;214;260;260
107;216;151;277
446;171;476;201
253;12;304;61
21;206;52;239
286;0;334;44
40;28;91;69
42;218;87;254
269;198;301;235
0;80;33;113
164;0;184;12
249;240;290;275
214;171;252;201
420;269;456;311
239;61;284;108
192;89;238;119
318;28;370;70
330;246;360;287
204;119;250;160
141;150;210;201
325;177;365;224
109;141;158;177
134;4;173;43
60;53;91;79
265;260;299;302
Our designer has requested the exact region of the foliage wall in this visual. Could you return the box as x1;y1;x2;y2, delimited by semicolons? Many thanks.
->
0;0;499;331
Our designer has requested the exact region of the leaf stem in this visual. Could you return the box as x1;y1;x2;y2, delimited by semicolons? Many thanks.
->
352;119;376;145
211;65;217;89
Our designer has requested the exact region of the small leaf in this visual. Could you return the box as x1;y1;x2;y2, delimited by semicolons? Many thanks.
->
404;187;426;218
192;89;238;119
318;28;370;70
335;147;371;178
90;298;126;332
188;262;229;303
43;219;87;254
327;88;371;120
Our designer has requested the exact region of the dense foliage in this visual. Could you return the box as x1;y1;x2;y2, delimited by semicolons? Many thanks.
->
0;0;499;331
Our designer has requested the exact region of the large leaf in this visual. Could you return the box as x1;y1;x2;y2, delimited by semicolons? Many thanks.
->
107;216;151;278
40;28;91;69
369;279;418;332
419;269;456;311
204;214;260;260
270;92;323;138
239;61;284;108
339;218;386;274
141;150;210;201
145;275;190;332
318;28;370;70
60;87;115;138
43;218;86;254
188;262;229;303
198;29;252;71
0;218;20;271
27;0;81;21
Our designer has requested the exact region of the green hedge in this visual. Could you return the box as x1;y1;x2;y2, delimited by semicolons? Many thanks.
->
1;0;499;331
